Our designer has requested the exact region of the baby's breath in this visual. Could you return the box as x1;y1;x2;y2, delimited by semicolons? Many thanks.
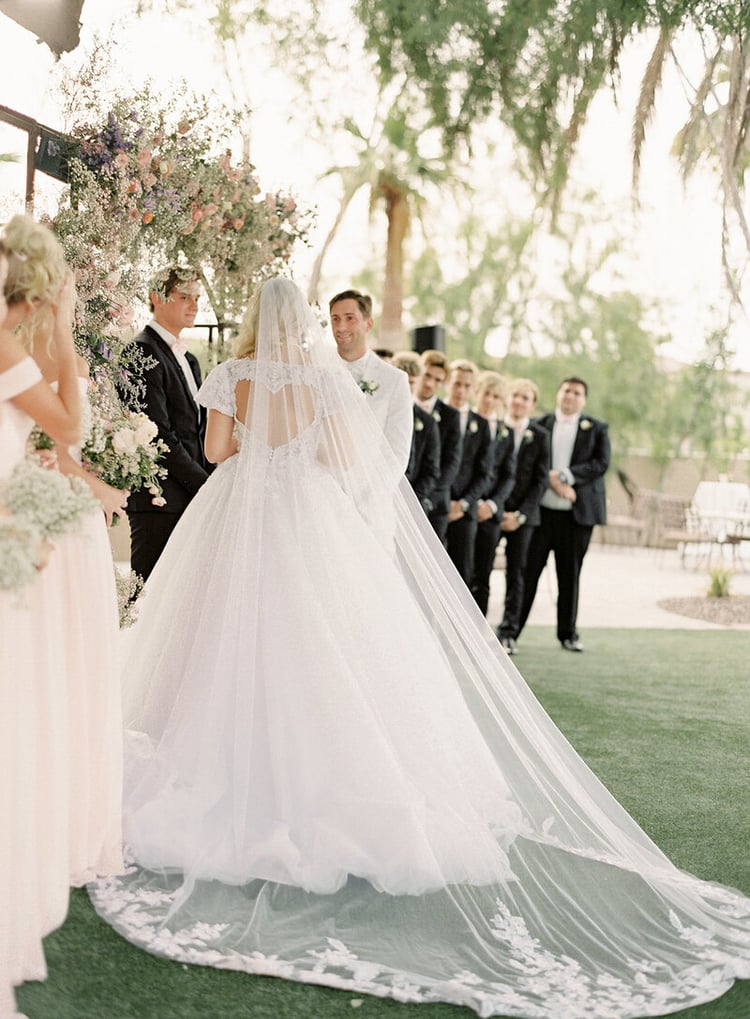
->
0;459;98;540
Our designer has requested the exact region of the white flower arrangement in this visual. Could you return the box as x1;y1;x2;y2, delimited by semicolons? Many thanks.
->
83;408;168;505
579;419;593;430
359;379;380;396
432;410;441;423
0;514;42;595
523;429;534;443
498;425;510;439
469;419;479;434
115;567;144;628
0;457;98;540
414;417;424;432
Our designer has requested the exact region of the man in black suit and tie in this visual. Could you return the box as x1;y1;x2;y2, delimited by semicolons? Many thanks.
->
471;371;516;617
444;359;495;586
414;349;462;544
496;378;550;654
124;268;213;582
391;352;441;514
516;376;610;652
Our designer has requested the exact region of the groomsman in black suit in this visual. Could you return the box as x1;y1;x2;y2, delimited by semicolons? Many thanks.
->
392;352;441;514
444;359;495;586
414;349;462;544
124;268;213;582
516;376;610;652
471;372;516;617
495;378;550;654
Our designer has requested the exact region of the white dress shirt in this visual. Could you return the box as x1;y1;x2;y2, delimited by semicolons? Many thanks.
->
541;411;579;511
149;319;199;405
505;415;530;453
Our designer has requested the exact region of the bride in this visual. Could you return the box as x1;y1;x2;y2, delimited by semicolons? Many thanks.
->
91;277;750;1018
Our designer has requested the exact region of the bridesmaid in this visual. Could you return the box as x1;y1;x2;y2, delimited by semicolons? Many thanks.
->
28;318;127;885
0;223;82;1017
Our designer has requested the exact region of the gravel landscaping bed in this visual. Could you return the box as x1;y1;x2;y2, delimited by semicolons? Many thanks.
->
657;595;750;626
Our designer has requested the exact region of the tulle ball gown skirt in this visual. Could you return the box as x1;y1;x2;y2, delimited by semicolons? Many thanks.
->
89;453;750;1018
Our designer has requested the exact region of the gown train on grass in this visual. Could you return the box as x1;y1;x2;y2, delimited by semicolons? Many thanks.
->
89;279;750;1019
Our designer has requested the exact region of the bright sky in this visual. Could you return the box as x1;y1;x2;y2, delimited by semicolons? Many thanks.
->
1;1;748;370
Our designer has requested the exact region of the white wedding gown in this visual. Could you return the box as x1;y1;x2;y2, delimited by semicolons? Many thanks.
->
90;279;750;1018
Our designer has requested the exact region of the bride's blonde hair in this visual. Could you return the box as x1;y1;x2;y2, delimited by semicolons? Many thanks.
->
233;277;305;360
233;285;262;359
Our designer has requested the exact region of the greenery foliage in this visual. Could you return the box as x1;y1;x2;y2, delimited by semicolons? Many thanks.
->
354;0;749;181
707;565;733;597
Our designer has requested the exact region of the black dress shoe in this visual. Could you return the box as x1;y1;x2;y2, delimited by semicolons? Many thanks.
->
561;638;584;652
499;636;517;655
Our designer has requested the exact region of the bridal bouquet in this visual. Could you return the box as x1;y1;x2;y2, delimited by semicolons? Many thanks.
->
0;456;98;540
83;408;168;505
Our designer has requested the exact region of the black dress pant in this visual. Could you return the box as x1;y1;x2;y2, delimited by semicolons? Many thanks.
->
127;511;183;583
471;517;501;617
447;514;477;587
517;507;593;643
427;490;451;547
497;523;535;639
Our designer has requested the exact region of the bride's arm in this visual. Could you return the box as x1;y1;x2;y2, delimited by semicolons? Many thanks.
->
205;409;239;463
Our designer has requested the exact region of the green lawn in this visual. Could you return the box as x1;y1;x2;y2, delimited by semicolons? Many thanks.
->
17;627;750;1019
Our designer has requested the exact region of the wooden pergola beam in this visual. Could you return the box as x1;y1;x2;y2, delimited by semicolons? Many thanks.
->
0;105;71;210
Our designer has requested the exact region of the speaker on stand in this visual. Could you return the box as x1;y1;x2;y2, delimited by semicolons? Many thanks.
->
411;325;446;354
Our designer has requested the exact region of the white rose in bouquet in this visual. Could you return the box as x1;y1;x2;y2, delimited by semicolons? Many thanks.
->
134;414;158;446
112;427;138;455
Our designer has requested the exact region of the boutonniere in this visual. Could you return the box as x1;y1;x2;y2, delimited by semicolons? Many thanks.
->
414;417;424;432
359;379;380;396
523;428;534;443
579;418;593;430
498;426;509;439
469;419;479;434
432;410;441;423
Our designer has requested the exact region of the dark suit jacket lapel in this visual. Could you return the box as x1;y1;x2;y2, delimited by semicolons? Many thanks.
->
147;326;200;417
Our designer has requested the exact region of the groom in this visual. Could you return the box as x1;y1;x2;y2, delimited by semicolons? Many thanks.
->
124;267;213;582
329;289;413;474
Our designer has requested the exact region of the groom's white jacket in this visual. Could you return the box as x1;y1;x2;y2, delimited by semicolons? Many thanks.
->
344;349;413;475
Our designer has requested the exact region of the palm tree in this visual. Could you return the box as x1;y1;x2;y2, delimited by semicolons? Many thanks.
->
307;91;458;349
632;29;750;300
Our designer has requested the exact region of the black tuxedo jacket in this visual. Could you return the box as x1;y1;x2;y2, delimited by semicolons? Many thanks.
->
450;411;494;514
430;399;462;513
504;421;550;526
534;412;610;526
481;426;516;521
124;325;213;515
407;405;441;507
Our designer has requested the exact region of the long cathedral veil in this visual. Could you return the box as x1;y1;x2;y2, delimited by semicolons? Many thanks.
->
92;278;750;1018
